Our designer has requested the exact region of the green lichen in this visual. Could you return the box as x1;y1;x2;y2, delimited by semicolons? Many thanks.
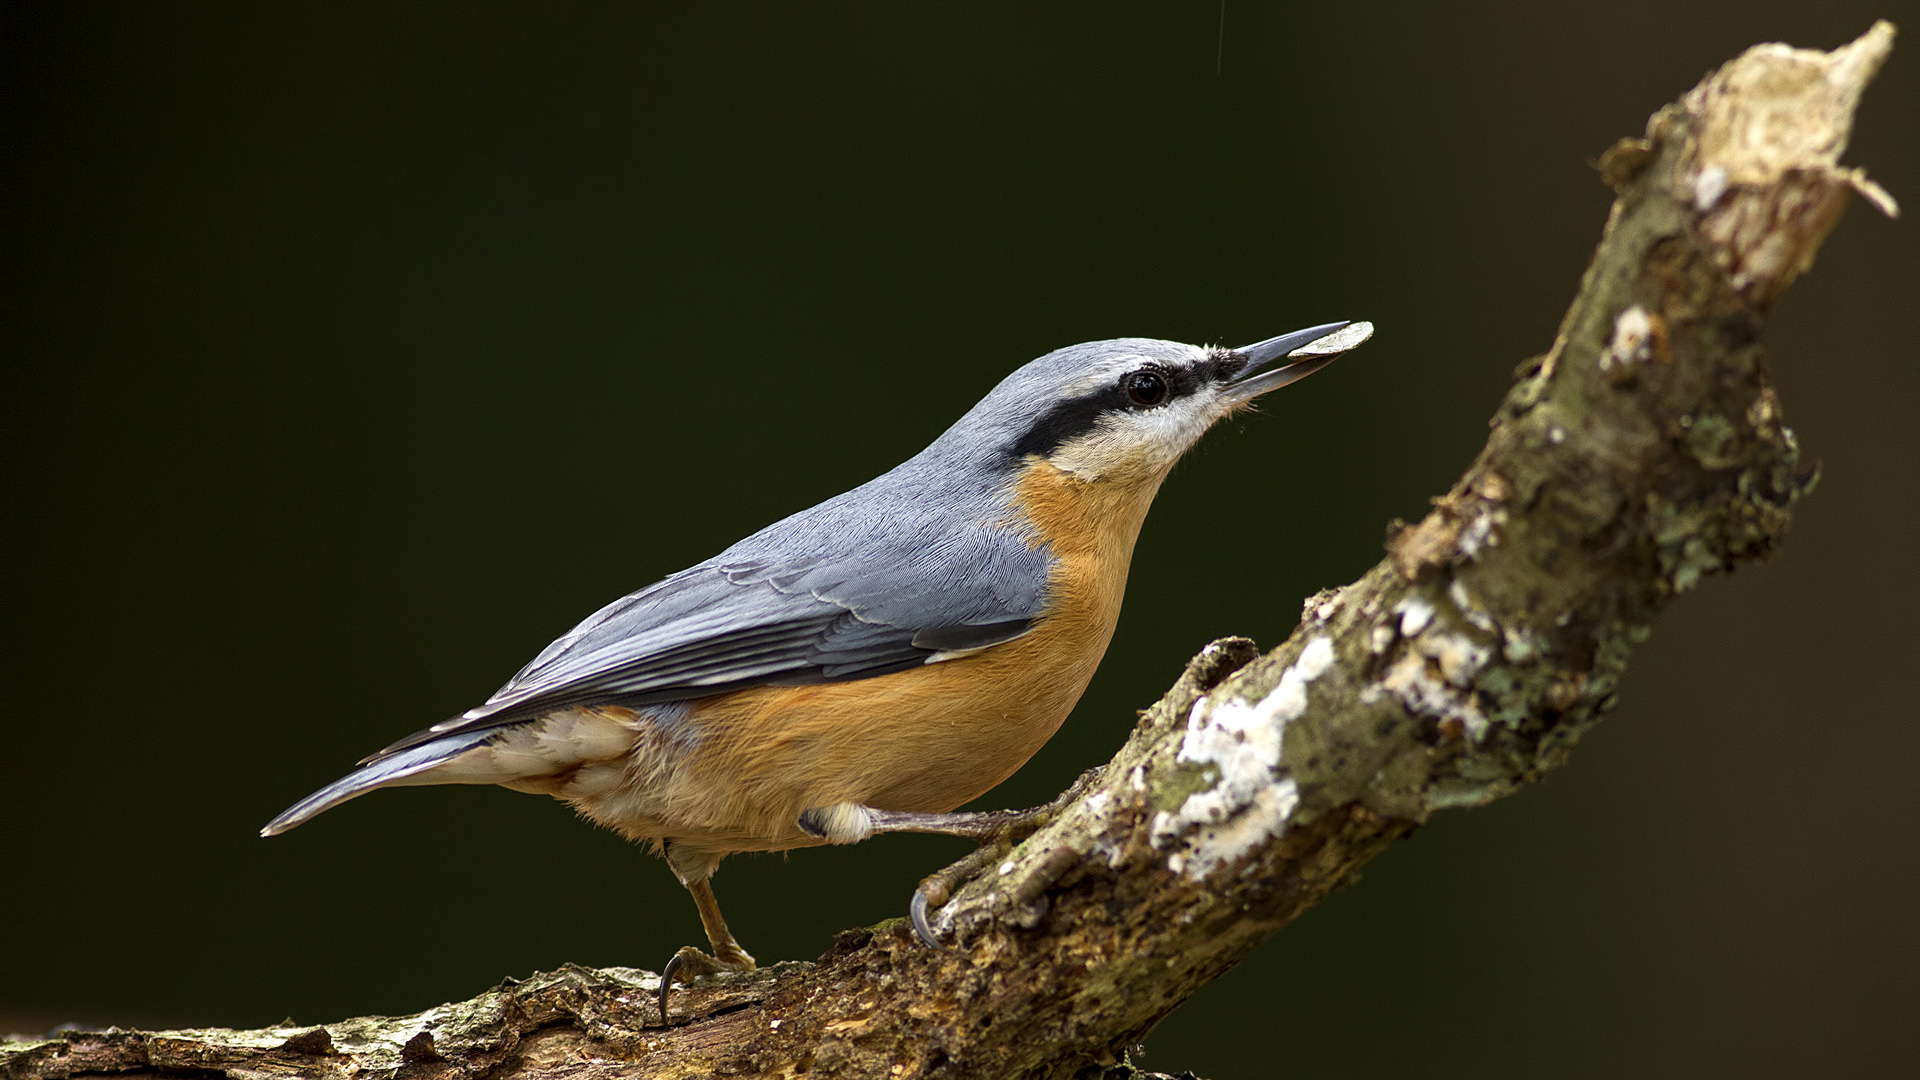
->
1685;411;1742;469
1150;760;1220;813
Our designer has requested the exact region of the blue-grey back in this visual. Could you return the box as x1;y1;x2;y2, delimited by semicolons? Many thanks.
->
369;337;1198;758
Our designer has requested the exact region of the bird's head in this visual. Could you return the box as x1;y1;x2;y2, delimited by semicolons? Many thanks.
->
935;321;1374;486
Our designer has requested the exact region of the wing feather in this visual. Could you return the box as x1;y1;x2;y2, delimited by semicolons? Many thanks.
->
369;510;1052;762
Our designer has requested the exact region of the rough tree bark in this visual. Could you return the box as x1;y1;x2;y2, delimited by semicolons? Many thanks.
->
4;23;1898;1080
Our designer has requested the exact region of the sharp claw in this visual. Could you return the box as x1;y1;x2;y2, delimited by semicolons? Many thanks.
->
910;888;941;949
657;951;685;1024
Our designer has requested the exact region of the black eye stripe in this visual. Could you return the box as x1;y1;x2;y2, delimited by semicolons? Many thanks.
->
1010;363;1202;458
1009;391;1123;458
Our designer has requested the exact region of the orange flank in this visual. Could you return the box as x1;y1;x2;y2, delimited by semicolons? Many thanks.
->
559;456;1170;858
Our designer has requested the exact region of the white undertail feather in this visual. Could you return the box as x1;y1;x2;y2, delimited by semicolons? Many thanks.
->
259;706;647;836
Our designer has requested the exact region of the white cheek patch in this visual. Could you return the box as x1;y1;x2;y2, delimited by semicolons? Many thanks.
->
1050;395;1225;479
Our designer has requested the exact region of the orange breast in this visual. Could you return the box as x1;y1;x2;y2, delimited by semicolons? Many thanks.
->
594;459;1170;854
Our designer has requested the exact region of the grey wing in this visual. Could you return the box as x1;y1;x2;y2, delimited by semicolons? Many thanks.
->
368;521;1052;761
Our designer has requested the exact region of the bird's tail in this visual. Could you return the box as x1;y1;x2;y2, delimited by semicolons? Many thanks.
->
260;728;496;837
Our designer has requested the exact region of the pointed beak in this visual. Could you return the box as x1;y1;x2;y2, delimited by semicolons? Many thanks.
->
1223;320;1374;403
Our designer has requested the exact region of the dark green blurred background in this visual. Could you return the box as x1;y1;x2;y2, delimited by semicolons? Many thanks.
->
4;2;1915;1076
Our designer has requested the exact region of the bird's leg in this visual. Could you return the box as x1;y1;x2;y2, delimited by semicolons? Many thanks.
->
656;877;755;1024
864;767;1103;947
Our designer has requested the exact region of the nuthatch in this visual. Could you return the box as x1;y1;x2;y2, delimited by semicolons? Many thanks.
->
263;320;1373;1017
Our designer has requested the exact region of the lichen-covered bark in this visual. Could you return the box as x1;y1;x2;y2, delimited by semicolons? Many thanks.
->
2;23;1897;1080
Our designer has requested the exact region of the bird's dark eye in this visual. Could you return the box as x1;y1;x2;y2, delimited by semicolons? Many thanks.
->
1123;369;1169;406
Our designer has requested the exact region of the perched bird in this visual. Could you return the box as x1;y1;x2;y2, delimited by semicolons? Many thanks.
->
263;320;1372;1016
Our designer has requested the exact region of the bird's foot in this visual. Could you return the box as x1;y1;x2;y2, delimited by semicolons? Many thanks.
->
657;943;755;1024
899;767;1103;948
909;842;1008;948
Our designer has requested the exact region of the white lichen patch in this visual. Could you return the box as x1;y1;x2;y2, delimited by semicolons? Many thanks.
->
1456;505;1509;559
1151;636;1335;879
1069;790;1126;867
1425;630;1491;688
1299;587;1347;625
1598;303;1657;374
1693;164;1730;211
1163;779;1300;880
1448;580;1498;634
1397;595;1435;637
1376;584;1495;739
1370;623;1396;654
1380;648;1489;740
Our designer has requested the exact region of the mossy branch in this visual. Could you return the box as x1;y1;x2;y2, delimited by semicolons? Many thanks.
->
3;22;1896;1080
